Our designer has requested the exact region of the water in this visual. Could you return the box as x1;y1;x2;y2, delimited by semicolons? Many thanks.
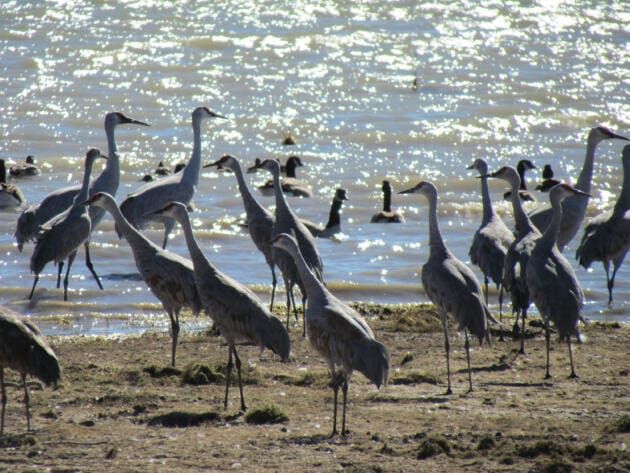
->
1;1;628;336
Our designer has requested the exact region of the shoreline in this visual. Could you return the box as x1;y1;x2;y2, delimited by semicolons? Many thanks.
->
1;303;628;472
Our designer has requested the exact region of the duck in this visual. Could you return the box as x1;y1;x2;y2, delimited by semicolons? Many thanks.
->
0;159;25;208
258;156;312;197
371;180;404;223
9;156;39;177
503;159;537;202
302;188;349;238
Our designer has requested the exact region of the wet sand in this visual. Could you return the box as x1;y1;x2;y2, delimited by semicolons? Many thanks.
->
1;304;628;472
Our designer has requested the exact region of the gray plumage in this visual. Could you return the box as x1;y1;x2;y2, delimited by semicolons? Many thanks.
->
488;165;541;354
205;155;278;310
399;181;493;394
259;158;324;335
0;159;25;208
29;149;107;301
120;107;225;249
14;112;149;251
526;184;589;379
468;159;514;325
302;188;348;239
0;306;60;435
528;126;630;251
151;202;290;412
371;180;404;223
86;192;201;367
272;232;389;437
503;159;537;202
576;145;630;305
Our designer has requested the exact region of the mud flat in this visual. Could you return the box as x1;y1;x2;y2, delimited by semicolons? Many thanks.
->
1;304;628;472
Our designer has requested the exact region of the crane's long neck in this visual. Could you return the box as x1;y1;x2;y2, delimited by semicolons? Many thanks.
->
479;176;494;225
231;162;267;218
509;178;534;235
281;240;327;303
538;193;564;252
383;186;392;213
95;121;120;194
271;165;291;215
326;198;343;229
177;209;216;276
613;158;630;215
426;192;448;257
182;117;203;188
576;133;599;193
101;198;149;249
76;157;97;204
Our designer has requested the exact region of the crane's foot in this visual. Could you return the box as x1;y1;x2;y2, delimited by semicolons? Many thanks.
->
329;428;338;439
544;373;552;380
568;372;579;379
341;428;349;437
444;387;453;396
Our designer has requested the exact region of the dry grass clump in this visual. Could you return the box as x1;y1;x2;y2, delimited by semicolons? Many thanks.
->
245;405;288;425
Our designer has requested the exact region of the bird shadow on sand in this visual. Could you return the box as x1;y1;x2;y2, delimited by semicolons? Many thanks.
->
283;433;350;446
105;272;143;281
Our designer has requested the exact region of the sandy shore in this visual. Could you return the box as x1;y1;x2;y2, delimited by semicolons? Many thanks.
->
1;304;628;472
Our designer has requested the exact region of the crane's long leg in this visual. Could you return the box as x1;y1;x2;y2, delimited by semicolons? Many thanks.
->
519;308;527;355
63;251;77;301
167;309;180;367
544;323;552;379
301;294;307;338
603;261;612;306
441;311;452;395
330;372;340;437
233;346;247;412
22;374;31;431
285;284;291;330
567;336;578;379
1;367;6;436
608;260;623;307
269;265;277;311
223;346;234;410
483;276;489;307
161;219;175;249
341;378;349;436
56;262;64;289
498;285;504;327
464;329;473;393
28;275;40;300
289;286;299;322
84;242;103;290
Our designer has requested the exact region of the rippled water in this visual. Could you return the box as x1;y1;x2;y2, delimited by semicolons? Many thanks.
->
1;1;629;336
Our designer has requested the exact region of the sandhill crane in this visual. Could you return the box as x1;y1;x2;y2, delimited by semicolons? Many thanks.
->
576;145;630;305
301;188;348;239
259;158;324;335
29;149;107;301
204;155;278;310
0;159;25;208
258;156;312;198
536;164;560;192
120;107;226;249
9;156;39;177
526;184;590;379
149;202;290;412
399;181;494;394
528;127;630;251
468;159;514;329
486;166;541;354
14;112;150;291
0;306;60;435
85;192;201;366
371;180;404;223
271;232;389;436
503;160;537;202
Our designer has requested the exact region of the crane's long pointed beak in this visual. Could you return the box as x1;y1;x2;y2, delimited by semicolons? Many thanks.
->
398;188;414;194
131;119;150;126
477;173;491;179
212;112;228;120
466;163;476;170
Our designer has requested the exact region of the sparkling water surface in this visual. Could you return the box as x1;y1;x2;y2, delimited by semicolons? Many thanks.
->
1;1;628;336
